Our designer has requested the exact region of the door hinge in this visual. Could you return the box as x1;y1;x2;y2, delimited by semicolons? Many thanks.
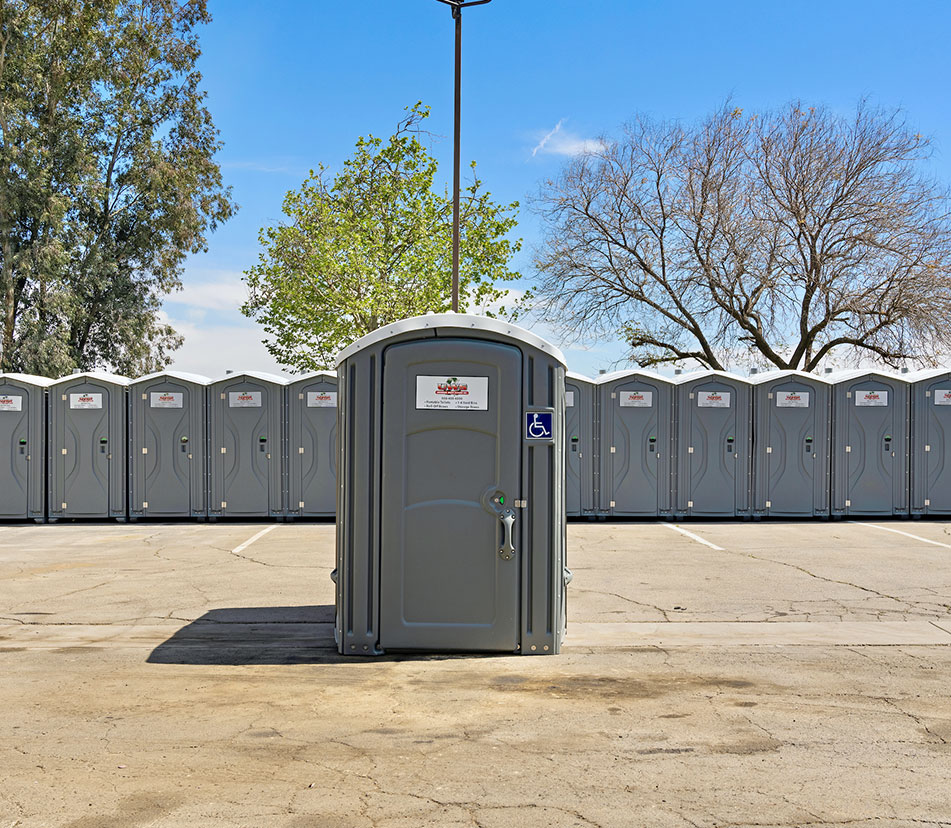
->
220;447;226;454
299;393;304;400
220;392;225;399
61;448;67;455
611;392;616;399
221;501;227;508
925;498;931;506
142;447;148;454
62;502;67;509
766;500;772;507
845;499;851;507
299;446;304;454
687;500;694;508
299;501;305;508
925;445;931;452
688;446;694;453
143;501;149;509
610;446;616;453
767;392;773;399
766;446;772;453
845;446;851;453
514;499;528;508
609;500;616;508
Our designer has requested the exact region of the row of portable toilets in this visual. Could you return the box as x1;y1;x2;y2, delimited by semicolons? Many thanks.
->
6;363;951;523
0;370;338;521
566;367;951;519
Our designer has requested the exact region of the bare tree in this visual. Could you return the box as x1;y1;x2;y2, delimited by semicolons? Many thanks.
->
532;101;951;371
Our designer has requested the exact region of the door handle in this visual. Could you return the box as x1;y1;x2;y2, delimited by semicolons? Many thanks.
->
499;509;515;560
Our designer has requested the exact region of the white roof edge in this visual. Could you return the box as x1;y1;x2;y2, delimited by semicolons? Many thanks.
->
50;371;131;386
566;371;595;383
0;373;55;387
334;313;567;367
207;370;290;386
903;368;951;382
595;368;674;385
747;369;834;385
287;370;338;383
131;371;212;386
669;369;749;385
825;368;911;383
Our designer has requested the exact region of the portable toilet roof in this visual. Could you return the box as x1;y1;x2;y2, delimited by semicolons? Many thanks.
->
670;368;748;385
748;369;834;386
826;368;909;383
132;370;211;386
595;368;672;385
291;370;337;381
904;367;951;382
335;313;567;367
51;371;130;386
0;373;54;387
207;370;289;385
566;370;594;382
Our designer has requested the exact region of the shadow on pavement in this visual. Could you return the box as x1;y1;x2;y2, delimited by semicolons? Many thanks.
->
147;605;344;666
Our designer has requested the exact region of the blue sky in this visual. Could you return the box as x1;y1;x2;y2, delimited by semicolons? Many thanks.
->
165;0;951;377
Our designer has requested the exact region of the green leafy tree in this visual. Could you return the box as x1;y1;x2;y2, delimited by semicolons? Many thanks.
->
0;0;234;376
242;104;523;372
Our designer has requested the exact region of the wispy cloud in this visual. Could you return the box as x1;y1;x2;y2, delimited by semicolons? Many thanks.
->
164;272;249;313
531;119;606;158
219;159;301;175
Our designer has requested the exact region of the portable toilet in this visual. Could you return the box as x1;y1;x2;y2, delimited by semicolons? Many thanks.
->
286;371;337;518
48;372;129;520
129;371;209;519
830;370;909;517
751;370;832;518
597;369;674;518
908;369;951;516
208;371;286;519
673;370;752;518
0;373;52;522
565;372;596;517
335;313;567;656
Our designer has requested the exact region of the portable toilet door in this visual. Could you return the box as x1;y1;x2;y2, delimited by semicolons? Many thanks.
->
335;313;567;656
129;372;209;519
908;369;951;516
0;373;51;522
597;370;674;518
565;372;596;517
208;371;285;518
674;371;752;518
751;371;832;518
286;371;337;518
49;372;129;520
831;370;909;517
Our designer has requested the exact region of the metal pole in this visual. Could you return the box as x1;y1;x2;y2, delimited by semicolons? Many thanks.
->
452;5;461;313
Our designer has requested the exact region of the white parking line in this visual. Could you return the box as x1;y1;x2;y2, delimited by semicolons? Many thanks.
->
660;523;724;551
850;521;951;550
232;525;279;555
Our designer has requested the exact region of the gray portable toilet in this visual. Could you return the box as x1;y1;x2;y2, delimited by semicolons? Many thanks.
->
597;369;674;518
565;372;596;517
907;369;951;516
286;371;337;519
48;372;129;520
0;373;52;522
830;370;909;517
129;371;209;519
751;370;832;518
207;371;286;518
674;370;752;518
335;313;567;656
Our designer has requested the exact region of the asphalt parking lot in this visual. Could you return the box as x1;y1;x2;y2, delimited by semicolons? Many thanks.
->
1;520;950;827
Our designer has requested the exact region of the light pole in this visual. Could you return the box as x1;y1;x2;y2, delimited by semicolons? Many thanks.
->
435;0;492;313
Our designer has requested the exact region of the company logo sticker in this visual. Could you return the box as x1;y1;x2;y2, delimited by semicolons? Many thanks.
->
416;376;488;410
855;389;888;407
229;390;263;408
150;391;183;409
934;388;951;406
525;411;554;441
697;390;731;408
306;391;337;408
620;390;653;408
0;394;22;412
776;391;810;408
70;393;103;409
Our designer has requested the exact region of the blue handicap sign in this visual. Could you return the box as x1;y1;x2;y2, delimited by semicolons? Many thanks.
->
524;411;553;441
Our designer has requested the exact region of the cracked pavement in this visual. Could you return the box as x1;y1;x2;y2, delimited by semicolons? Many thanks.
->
0;520;950;827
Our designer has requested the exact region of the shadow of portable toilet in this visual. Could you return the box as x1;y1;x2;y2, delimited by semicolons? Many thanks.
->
334;313;568;655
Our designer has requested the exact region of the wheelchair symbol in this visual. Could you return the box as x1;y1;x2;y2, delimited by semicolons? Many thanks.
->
525;411;553;440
